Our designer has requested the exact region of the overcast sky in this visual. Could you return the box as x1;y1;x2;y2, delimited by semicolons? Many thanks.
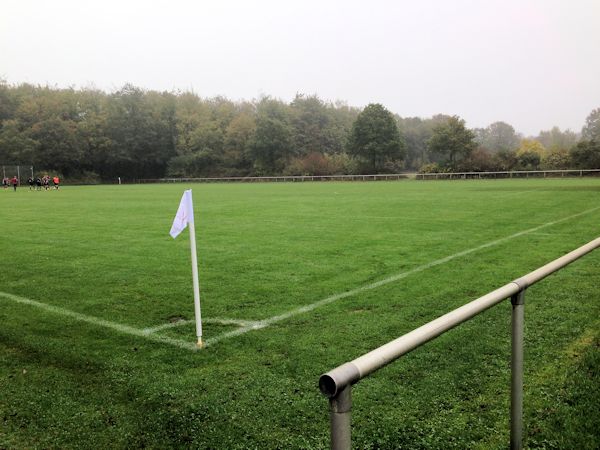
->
2;0;599;136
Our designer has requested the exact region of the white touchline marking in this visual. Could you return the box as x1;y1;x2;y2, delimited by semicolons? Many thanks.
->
1;206;598;351
0;292;198;351
143;317;261;334
204;317;262;327
204;206;600;346
143;319;196;334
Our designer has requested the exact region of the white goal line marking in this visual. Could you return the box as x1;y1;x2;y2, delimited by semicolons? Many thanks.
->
1;206;598;351
0;292;198;351
142;317;261;334
204;206;600;346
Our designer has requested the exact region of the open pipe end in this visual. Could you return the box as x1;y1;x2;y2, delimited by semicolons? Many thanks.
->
319;374;338;398
319;362;361;398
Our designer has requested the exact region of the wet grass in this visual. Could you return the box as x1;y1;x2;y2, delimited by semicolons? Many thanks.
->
1;178;599;448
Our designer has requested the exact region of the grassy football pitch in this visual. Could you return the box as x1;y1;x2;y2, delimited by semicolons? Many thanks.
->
1;178;599;449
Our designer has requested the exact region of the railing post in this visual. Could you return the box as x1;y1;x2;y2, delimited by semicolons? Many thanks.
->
510;289;525;450
329;384;352;450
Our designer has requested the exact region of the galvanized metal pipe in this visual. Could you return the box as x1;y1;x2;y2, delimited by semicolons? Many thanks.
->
320;236;600;448
328;384;352;450
320;236;600;398
320;282;520;397
510;290;525;450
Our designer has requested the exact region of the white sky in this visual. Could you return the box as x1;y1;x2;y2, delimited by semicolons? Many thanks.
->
1;0;599;136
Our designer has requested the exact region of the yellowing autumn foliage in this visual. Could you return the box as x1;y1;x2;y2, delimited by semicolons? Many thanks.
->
516;139;547;157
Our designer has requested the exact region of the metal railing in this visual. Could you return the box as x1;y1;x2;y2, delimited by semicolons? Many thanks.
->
136;173;411;183
416;169;600;180
319;237;600;450
136;169;600;184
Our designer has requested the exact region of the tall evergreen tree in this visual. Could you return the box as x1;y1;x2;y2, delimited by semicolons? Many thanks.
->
347;103;405;173
427;116;476;168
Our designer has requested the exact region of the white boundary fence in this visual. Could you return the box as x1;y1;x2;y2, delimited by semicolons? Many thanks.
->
137;169;600;184
416;169;600;180
319;237;600;450
137;174;411;183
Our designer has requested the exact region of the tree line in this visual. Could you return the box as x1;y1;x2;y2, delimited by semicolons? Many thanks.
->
0;81;598;181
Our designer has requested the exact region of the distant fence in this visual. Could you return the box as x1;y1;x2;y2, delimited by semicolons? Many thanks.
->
416;169;600;180
137;174;412;183
137;169;600;184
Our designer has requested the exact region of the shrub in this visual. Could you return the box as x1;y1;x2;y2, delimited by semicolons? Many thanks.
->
541;149;571;170
419;162;441;173
283;152;359;176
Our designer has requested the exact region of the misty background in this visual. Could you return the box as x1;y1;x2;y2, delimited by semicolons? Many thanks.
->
1;0;599;180
2;0;599;135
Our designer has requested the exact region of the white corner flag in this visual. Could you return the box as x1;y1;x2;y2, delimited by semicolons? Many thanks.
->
170;189;194;238
170;190;203;348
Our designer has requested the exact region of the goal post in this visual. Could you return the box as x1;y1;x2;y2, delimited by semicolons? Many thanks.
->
1;165;34;183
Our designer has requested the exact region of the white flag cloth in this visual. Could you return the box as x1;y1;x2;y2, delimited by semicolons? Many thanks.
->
169;190;195;238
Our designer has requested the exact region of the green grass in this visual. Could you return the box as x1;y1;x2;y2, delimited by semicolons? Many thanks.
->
1;178;599;449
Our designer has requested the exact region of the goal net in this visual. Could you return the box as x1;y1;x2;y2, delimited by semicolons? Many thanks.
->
1;165;34;184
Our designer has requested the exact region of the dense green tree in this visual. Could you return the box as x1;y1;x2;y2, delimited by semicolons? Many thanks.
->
570;140;600;168
186;120;224;164
494;149;519;171
174;92;209;155
75;90;114;179
399;115;454;170
517;151;541;170
247;98;292;175
2;81;598;179
172;94;250;177
329;101;360;155
427;116;476;168
167;152;219;177
223;107;256;174
29;117;83;176
348;103;405;173
289;94;342;156
0;119;40;164
542;149;571;169
105;85;176;179
457;147;496;172
208;96;237;132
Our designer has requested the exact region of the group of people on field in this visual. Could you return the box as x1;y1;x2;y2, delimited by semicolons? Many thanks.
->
1;176;20;192
2;175;60;191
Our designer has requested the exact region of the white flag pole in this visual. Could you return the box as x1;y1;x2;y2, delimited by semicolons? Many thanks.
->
187;192;203;348
170;189;203;347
